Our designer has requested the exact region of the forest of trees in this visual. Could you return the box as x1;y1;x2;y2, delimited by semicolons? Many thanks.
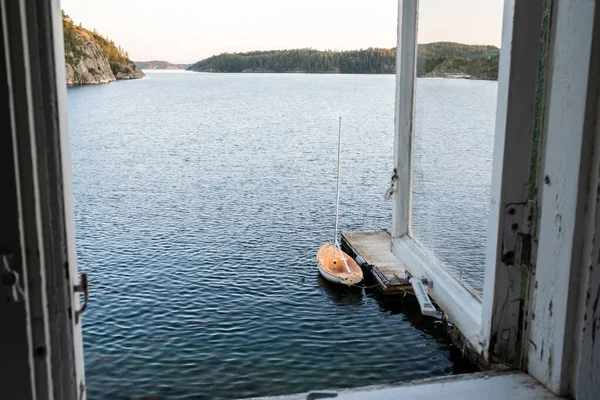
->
188;48;396;74
416;42;498;76
187;43;500;79
89;32;133;75
62;11;86;66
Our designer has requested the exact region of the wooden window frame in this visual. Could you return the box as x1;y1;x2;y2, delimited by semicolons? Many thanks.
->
4;0;598;397
526;0;600;395
391;0;545;361
1;0;86;398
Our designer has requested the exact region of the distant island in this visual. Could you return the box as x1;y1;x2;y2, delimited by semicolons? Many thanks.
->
134;60;191;70
62;12;144;86
61;15;499;84
187;43;499;80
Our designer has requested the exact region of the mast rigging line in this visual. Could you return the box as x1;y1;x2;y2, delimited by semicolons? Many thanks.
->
332;117;351;274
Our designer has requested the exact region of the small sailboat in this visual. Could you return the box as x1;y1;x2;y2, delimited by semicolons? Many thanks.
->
316;118;364;286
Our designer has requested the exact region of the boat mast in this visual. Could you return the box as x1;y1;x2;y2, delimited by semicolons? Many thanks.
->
334;117;342;248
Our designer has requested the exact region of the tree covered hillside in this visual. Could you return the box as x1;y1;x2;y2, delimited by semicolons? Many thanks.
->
189;48;396;74
187;42;500;79
417;42;498;76
135;60;184;70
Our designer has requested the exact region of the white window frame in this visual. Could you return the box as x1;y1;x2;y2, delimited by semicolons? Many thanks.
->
5;0;597;398
526;0;600;395
391;0;545;361
1;0;86;398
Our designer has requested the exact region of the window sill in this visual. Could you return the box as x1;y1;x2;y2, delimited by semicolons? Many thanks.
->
247;371;560;400
392;235;483;353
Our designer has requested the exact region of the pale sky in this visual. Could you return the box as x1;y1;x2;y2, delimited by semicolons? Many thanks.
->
60;0;504;64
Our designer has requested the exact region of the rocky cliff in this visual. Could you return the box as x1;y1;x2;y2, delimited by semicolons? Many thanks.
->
63;12;144;86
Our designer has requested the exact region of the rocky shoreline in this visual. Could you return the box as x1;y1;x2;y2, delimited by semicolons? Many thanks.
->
63;12;144;86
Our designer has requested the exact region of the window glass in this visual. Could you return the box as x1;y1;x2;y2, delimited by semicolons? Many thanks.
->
411;1;503;294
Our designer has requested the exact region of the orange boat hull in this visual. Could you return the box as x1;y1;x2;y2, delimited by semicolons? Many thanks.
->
316;243;363;286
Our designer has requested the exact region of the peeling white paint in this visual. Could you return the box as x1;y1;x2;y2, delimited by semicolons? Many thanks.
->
528;0;599;395
574;46;600;400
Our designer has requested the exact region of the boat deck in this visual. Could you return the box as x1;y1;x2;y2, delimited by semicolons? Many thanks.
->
341;230;412;294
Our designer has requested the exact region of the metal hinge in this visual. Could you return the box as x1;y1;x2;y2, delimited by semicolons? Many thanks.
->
74;273;89;323
502;201;536;268
1;253;25;303
384;168;398;200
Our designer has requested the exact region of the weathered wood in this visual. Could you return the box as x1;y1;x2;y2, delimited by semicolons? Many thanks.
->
1;0;87;398
341;230;411;294
576;94;600;400
481;0;545;368
572;5;600;397
528;0;600;395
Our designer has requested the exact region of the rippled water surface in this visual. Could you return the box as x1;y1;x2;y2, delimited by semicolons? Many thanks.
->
68;72;494;400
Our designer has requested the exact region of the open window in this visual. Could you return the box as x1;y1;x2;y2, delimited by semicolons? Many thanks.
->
410;4;502;298
391;5;600;398
390;0;547;363
2;0;599;398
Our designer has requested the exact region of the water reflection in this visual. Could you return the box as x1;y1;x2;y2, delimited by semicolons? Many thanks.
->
317;275;364;306
365;287;479;375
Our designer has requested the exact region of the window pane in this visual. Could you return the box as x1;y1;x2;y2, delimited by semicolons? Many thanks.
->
412;79;496;294
410;1;502;294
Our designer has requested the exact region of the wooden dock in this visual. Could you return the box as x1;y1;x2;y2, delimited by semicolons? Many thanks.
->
341;230;412;294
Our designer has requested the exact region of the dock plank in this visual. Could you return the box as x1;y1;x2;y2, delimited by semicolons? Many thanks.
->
341;230;411;294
